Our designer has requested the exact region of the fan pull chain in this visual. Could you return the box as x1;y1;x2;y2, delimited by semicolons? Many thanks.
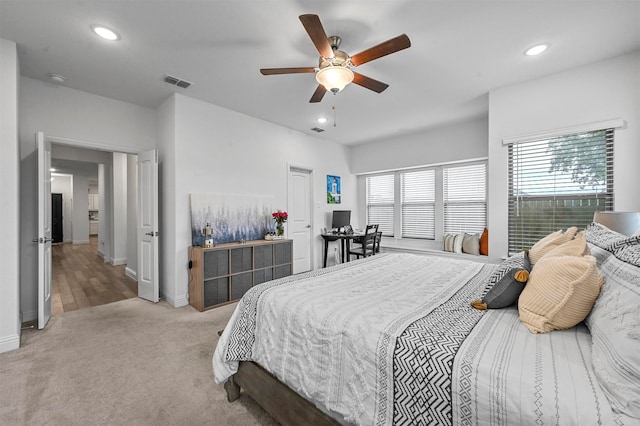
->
332;104;337;127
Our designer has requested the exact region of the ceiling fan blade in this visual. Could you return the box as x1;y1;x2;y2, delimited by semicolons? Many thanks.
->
352;72;389;93
349;34;411;66
309;84;327;103
299;14;334;59
260;67;316;75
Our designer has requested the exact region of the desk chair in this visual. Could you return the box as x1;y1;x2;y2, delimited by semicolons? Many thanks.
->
348;224;379;260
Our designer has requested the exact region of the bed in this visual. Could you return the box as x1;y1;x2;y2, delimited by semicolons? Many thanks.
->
213;223;640;425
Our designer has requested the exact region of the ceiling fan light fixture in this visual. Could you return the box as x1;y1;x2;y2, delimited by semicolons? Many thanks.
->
316;66;354;93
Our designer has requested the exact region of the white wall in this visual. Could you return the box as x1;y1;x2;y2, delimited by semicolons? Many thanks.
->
51;174;73;242
0;38;21;353
156;95;176;305
350;116;488;174
157;93;354;307
488;52;640;262
19;76;156;321
351;117;489;238
72;176;90;244
111;152;128;265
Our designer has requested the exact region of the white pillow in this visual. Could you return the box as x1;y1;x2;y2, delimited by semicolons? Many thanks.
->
453;233;465;254
443;234;455;252
462;233;480;255
586;254;640;419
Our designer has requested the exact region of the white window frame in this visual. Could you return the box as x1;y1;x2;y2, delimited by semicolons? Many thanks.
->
364;159;487;243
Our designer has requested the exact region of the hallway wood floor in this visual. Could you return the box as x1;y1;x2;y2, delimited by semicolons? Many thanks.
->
52;236;137;315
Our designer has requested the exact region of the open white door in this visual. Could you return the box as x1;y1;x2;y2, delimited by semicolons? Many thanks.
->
36;132;52;329
289;167;312;273
137;150;159;302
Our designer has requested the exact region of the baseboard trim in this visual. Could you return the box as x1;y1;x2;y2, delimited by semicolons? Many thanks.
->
124;267;137;281
22;310;37;322
73;240;90;245
164;293;189;308
112;257;127;266
0;333;20;354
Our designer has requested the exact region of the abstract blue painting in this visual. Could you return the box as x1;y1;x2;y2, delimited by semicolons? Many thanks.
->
190;193;274;246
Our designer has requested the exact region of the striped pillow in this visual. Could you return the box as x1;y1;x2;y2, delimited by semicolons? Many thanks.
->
518;254;603;333
529;227;578;265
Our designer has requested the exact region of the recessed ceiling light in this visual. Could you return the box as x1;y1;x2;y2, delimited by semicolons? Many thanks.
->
525;43;549;56
91;25;120;41
316;117;328;124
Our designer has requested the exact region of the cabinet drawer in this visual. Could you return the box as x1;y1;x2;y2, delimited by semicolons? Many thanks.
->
204;278;229;307
230;247;252;274
231;272;253;300
253;268;273;285
254;244;273;269
274;264;291;279
274;242;292;265
204;250;228;279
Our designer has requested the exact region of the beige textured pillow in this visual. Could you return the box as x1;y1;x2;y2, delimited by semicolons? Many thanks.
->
529;227;579;265
518;254;603;333
462;233;480;255
540;231;590;259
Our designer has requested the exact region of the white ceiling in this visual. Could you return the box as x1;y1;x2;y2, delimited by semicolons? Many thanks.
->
2;1;639;146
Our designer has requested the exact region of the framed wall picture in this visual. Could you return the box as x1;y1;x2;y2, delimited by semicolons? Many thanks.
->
327;175;341;204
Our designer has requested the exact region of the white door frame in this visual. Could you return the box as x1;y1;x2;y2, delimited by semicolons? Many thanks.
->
36;132;53;329
40;135;158;302
287;163;314;272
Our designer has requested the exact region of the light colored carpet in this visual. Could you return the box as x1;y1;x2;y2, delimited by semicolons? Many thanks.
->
0;298;278;425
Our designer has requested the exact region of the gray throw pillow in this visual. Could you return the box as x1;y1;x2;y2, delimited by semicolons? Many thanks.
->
471;251;532;309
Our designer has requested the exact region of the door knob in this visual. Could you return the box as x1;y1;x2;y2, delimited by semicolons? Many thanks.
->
145;232;155;236
306;225;311;228
32;237;53;243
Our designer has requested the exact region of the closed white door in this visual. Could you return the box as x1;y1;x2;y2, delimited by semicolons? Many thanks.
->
137;150;159;302
36;132;52;329
289;167;312;273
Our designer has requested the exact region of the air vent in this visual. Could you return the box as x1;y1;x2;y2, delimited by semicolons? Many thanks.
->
310;127;325;133
164;74;193;89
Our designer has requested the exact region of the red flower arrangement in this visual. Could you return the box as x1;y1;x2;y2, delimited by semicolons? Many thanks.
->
272;210;288;237
272;210;288;224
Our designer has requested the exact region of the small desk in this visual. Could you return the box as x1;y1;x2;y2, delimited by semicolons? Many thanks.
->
320;233;363;267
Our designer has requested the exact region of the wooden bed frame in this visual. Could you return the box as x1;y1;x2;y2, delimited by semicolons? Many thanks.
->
224;361;340;425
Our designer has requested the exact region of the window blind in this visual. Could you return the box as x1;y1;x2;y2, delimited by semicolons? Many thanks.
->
508;128;614;253
443;163;487;235
366;174;395;236
401;169;435;239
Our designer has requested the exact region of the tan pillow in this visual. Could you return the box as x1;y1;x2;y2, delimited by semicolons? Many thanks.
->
529;227;579;265
540;231;590;259
518;255;603;333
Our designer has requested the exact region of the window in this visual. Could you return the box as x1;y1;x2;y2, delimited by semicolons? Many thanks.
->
365;160;487;241
401;169;435;238
366;174;394;236
443;163;486;234
508;128;614;253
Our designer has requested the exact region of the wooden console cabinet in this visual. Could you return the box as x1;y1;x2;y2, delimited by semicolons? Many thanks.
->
188;239;293;311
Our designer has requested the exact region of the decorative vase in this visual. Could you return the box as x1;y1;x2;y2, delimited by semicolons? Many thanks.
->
276;223;284;237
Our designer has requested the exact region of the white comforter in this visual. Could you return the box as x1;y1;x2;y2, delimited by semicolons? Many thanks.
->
453;308;622;425
213;253;620;425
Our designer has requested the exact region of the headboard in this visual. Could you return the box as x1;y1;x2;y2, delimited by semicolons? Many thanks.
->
593;211;640;236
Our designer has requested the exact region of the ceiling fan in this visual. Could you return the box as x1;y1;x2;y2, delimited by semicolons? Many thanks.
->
260;14;411;103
